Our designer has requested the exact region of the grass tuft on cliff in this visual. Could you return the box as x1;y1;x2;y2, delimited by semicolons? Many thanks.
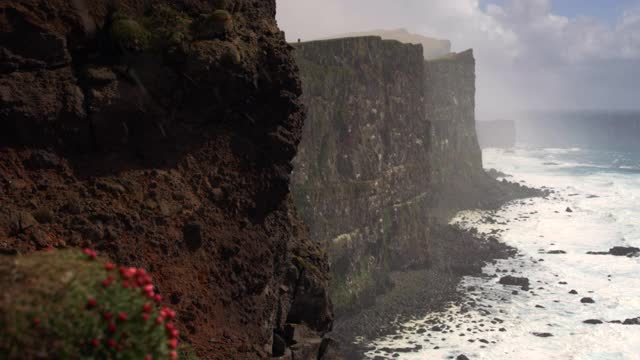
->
109;16;152;52
0;249;189;360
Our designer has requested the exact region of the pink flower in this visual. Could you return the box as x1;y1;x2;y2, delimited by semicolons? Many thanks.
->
167;338;178;349
82;248;97;259
155;316;164;325
107;339;116;348
161;307;176;320
169;329;180;339
142;302;152;313
91;338;99;347
117;312;128;322
86;298;97;309
32;317;41;325
105;263;115;271
142;313;150;321
154;294;163;303
170;350;178;360
102;276;114;287
145;356;153;360
108;322;117;333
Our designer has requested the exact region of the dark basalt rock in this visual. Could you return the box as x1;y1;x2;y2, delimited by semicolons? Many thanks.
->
532;332;554;338
623;317;640;325
609;247;640;257
566;207;573;213
587;246;640;257
584;319;603;324
569;290;579;295
581;297;596;304
499;276;530;288
547;250;567;254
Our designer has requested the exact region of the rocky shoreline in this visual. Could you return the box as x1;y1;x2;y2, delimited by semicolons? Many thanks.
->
332;179;549;359
334;226;516;359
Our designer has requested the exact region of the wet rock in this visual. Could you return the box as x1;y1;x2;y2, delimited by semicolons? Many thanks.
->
623;318;640;325
566;207;573;213
499;276;529;288
457;355;470;360
532;332;553;338
569;290;578;295
587;247;640;257
584;319;603;324
547;250;566;254
609;247;640;257
581;297;595;304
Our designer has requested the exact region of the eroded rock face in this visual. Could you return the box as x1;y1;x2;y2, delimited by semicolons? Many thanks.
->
291;37;525;317
291;37;432;315
0;0;332;358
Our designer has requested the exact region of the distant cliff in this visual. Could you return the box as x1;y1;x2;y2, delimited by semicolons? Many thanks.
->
291;37;541;319
322;29;451;59
476;120;517;149
292;37;431;314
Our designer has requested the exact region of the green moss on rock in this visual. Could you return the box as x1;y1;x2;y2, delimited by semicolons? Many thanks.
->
109;17;151;52
142;4;192;51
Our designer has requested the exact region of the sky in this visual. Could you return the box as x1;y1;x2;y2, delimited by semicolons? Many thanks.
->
276;0;640;119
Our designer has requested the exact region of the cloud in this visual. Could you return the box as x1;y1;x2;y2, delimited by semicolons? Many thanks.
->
276;0;640;118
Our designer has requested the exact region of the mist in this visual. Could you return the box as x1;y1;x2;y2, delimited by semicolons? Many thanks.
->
276;0;640;120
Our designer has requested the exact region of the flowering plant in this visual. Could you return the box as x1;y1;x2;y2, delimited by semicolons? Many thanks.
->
0;248;188;359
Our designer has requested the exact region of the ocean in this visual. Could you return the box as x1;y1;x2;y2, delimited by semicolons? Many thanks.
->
365;147;640;360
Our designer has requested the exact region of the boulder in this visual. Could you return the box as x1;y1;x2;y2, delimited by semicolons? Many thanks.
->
499;276;530;288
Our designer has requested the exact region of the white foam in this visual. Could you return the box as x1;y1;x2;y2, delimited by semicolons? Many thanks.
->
365;148;640;360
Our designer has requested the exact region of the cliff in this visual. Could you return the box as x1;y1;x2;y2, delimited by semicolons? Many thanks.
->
291;37;543;321
476;120;517;148
0;1;332;359
291;37;432;315
322;29;452;60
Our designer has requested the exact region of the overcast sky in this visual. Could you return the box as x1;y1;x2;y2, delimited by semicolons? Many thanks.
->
276;0;640;119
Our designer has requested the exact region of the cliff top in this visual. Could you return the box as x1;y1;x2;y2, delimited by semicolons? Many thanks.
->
319;28;451;60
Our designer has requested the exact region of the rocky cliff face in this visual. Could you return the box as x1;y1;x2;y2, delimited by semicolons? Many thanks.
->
324;29;451;60
424;51;510;217
292;38;537;317
293;37;440;312
291;37;433;315
0;1;332;359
